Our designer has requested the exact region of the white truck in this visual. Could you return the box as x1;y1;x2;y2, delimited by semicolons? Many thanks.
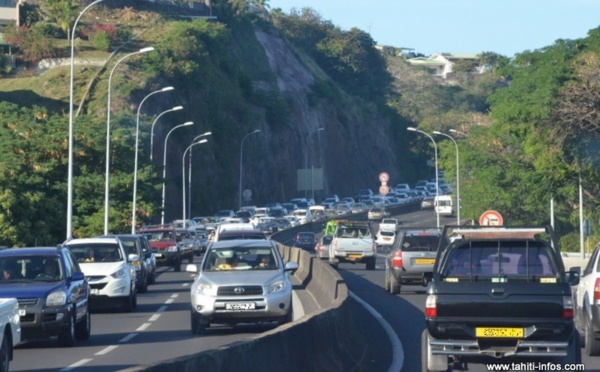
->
0;298;21;371
574;243;600;356
328;220;377;270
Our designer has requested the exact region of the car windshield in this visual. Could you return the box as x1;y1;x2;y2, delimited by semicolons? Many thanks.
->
441;242;558;281
67;243;124;263
0;255;64;282
203;246;279;271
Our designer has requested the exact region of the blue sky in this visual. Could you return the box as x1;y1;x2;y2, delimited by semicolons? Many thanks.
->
268;0;600;57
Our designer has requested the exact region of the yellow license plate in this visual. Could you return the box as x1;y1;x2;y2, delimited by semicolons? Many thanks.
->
348;254;362;260
415;258;435;265
476;327;523;338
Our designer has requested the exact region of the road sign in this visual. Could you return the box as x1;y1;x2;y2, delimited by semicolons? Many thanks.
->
379;172;389;183
479;210;504;226
242;189;252;201
379;185;390;195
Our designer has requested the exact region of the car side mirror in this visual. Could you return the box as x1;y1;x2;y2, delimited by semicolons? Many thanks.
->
128;254;140;262
566;268;580;286
72;271;85;281
284;261;299;273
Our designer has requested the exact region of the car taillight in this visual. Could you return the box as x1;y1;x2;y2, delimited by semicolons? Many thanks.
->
392;251;403;268
425;295;437;318
563;296;574;319
594;278;600;301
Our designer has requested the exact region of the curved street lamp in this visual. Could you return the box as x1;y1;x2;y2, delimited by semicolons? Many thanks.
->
434;130;460;225
104;46;154;235
182;138;209;222
238;129;261;209
408;127;439;228
67;0;106;240
131;86;174;234
186;132;212;219
150;105;183;161
305;127;325;199
161;121;194;224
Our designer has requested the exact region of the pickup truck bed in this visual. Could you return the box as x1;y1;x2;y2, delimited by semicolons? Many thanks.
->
328;220;376;270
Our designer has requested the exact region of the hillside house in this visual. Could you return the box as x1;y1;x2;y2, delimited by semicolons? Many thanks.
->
407;52;486;79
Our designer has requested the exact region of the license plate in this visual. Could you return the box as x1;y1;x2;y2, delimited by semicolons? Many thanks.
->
415;258;435;265
348;254;362;260
18;309;26;316
154;253;163;258
225;303;255;311
476;327;523;338
90;289;99;295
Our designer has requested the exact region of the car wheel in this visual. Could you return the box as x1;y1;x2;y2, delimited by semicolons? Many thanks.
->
421;329;449;372
75;309;91;341
148;271;156;285
388;270;400;295
122;291;134;313
0;331;10;372
366;257;376;271
586;321;600;356
132;289;137;309
191;311;207;336
58;311;76;347
138;275;148;294
384;267;391;292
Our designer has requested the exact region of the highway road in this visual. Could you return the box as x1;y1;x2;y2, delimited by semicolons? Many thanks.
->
10;208;600;371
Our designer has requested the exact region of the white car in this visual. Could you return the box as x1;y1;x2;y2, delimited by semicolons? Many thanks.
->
292;209;313;224
284;215;301;227
65;237;138;312
186;240;298;335
380;218;398;232
376;229;396;248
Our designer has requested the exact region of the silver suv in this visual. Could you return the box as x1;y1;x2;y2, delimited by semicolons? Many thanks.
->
384;228;441;294
186;240;298;335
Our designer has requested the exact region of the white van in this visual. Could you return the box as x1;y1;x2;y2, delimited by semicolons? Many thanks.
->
434;195;454;216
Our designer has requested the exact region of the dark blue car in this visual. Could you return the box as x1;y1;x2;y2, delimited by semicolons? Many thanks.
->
0;247;90;347
294;232;317;252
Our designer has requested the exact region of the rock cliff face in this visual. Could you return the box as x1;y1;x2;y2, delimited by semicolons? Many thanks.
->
164;25;408;219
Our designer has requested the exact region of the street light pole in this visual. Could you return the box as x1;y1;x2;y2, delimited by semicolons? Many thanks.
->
182;139;208;222
408;127;439;228
238;129;261;210
67;0;105;240
161;121;194;224
187;132;212;219
131;86;174;234
150;105;183;161
304;127;324;200
447;130;462;225
104;46;154;235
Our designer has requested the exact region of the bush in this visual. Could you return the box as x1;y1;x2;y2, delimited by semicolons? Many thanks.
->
91;31;111;52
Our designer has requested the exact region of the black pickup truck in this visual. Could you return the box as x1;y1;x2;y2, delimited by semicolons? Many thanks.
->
422;225;581;372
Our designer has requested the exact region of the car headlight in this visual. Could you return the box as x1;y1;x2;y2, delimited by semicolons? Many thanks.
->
111;267;126;278
167;245;178;252
268;280;285;294
193;282;214;295
46;290;67;306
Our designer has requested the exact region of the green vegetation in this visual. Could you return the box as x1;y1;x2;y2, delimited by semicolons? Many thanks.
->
0;0;598;254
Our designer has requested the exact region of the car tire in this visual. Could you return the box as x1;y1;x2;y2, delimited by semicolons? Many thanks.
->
388;270;400;295
384;267;391;292
0;331;11;372
75;309;91;341
366;257;376;271
421;329;449;372
191;311;207;336
58;311;76;347
122;291;134;313
585;321;600;356
148;271;156;285
138;274;148;294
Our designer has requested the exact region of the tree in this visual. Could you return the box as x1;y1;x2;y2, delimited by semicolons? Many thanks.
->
44;0;80;40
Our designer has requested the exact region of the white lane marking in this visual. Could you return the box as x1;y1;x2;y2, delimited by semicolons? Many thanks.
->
149;314;161;322
291;290;305;320
349;291;404;372
170;293;179;298
165;298;175;304
157;305;168;312
59;358;93;371
137;323;151;331
182;283;190;287
119;333;138;343
95;345;118;355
